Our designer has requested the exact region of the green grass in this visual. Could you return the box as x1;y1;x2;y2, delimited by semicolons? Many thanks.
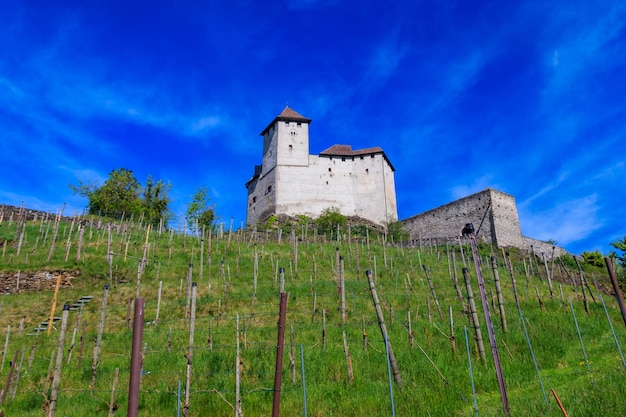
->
0;218;625;416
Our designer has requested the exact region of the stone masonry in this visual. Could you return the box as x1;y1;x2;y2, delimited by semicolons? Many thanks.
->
401;188;567;256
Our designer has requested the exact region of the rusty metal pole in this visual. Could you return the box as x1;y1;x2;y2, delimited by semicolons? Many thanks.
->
605;257;626;329
127;298;145;417
463;224;510;416
271;292;288;417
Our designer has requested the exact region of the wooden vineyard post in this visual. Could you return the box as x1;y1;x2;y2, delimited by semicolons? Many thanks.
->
9;348;24;401
48;304;70;417
1;326;10;371
342;329;354;383
47;204;65;262
451;251;464;300
449;306;456;355
322;309;326;349
573;256;590;314
490;257;508;332
340;256;347;323
463;224;510;416
235;314;243;417
183;283;197;417
253;248;258;307
505;254;549;407
605;257;626;329
127;298;145;417
75;221;85;262
423;265;443;320
362;315;367;351
366;270;401;385
289;324;296;385
0;350;18;406
462;268;486;361
185;263;193;320
91;284;109;394
335;248;341;295
155;280;163;326
77;320;86;370
47;274;63;336
542;252;554;299
408;311;414;349
108;368;119;417
272;292;288;417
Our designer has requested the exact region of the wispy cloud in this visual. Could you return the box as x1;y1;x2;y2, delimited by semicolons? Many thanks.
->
519;194;602;245
366;36;409;82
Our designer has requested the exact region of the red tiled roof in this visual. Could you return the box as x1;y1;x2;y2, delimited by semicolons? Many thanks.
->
260;106;312;135
320;144;384;156
319;144;394;171
277;106;308;120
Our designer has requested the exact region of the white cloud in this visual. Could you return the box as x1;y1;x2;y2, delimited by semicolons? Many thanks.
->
519;194;602;246
190;116;221;133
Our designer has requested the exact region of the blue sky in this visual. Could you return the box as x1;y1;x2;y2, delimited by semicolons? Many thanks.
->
1;1;624;255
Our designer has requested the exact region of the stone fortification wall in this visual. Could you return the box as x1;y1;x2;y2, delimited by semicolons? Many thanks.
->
400;188;568;256
521;237;568;258
401;189;525;247
0;204;73;222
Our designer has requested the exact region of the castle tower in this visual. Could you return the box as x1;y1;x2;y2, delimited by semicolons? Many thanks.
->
246;106;312;224
260;106;312;174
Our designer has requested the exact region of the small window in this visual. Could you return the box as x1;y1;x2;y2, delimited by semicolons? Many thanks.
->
252;196;257;203
366;169;369;174
268;185;272;193
285;121;290;126
341;157;345;162
297;122;301;126
328;168;332;172
289;145;293;150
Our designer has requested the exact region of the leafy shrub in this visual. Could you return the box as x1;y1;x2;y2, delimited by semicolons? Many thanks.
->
386;221;409;243
581;250;604;267
315;207;346;235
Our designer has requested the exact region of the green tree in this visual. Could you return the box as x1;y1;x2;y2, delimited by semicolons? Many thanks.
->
71;168;171;224
186;187;215;230
71;168;142;218
142;175;172;226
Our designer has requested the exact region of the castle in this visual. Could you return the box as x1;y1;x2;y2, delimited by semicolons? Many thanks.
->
245;106;398;226
245;107;564;255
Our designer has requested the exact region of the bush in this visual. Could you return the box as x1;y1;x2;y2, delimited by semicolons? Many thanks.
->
386;221;409;243
315;207;346;235
581;250;604;267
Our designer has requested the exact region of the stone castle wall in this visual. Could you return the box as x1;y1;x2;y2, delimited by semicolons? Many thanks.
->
400;188;568;256
401;189;515;245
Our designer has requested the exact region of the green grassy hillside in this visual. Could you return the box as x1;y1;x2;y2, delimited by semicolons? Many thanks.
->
0;215;624;416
